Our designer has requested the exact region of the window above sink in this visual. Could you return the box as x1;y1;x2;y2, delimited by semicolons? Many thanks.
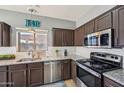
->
16;28;48;52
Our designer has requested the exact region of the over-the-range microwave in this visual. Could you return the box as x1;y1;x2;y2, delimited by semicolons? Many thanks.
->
84;28;114;48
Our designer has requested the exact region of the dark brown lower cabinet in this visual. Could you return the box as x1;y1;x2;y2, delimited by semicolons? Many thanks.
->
0;66;7;87
27;63;44;87
8;64;27;87
104;76;123;87
71;61;77;83
61;60;71;80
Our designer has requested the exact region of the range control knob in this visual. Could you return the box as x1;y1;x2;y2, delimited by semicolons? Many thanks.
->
98;54;101;56
111;56;114;59
102;54;106;57
115;56;118;59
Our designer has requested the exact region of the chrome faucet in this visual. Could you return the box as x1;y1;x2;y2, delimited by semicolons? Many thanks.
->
28;49;34;58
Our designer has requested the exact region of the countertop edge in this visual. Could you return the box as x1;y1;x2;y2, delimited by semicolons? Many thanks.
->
103;70;124;86
0;55;86;66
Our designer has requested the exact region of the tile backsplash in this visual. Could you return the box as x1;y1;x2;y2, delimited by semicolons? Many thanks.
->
0;47;16;55
47;47;76;57
1;46;124;68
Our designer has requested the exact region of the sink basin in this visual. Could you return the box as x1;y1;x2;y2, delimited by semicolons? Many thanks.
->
17;58;35;62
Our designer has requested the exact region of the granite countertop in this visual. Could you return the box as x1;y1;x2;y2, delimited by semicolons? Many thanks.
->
103;69;124;86
0;55;87;66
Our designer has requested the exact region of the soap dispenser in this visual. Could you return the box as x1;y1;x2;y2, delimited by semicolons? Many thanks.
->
64;49;67;56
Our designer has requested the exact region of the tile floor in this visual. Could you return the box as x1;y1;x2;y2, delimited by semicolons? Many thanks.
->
41;79;77;87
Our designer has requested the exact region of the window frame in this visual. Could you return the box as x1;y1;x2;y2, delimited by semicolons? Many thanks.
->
16;28;48;52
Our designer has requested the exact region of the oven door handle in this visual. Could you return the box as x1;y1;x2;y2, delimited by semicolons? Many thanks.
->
76;62;101;78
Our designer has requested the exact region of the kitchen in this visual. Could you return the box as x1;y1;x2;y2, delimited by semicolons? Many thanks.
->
0;4;124;88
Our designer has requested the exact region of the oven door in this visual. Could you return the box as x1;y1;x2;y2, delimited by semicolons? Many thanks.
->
77;63;101;87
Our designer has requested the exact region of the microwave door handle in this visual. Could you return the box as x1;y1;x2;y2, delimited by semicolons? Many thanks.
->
98;35;100;46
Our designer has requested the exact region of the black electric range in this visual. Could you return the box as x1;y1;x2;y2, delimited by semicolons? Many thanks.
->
77;58;121;73
76;52;122;87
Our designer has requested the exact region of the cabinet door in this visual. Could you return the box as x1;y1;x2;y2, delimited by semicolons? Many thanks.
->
0;66;7;87
53;28;63;46
95;12;112;31
85;21;95;34
61;60;71;80
74;26;85;46
3;23;10;46
28;63;44;86
8;64;27;87
63;30;74;46
71;61;77;83
113;6;124;47
104;76;123;87
53;28;74;46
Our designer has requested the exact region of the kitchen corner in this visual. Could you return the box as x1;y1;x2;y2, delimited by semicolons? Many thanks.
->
1;5;124;88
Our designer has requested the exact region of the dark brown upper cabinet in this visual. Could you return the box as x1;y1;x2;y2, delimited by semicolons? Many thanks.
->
53;28;74;46
63;30;74;46
113;6;124;48
85;21;95;34
0;66;7;87
95;12;112;32
53;28;63;46
8;64;27;87
61;60;71;80
0;22;10;46
74;26;85;46
27;63;44;87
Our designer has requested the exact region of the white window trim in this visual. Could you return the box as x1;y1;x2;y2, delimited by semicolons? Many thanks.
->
16;27;48;52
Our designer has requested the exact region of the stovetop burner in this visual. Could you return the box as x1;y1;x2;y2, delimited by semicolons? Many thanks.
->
77;59;120;73
77;52;122;73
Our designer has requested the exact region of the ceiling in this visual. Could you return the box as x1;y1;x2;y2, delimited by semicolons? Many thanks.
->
0;5;95;21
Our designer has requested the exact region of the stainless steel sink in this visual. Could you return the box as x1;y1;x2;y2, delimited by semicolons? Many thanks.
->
17;58;35;62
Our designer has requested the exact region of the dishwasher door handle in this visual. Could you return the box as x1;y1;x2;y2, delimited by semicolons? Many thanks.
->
44;62;52;65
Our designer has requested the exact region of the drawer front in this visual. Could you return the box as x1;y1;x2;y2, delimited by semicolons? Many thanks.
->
0;66;7;71
61;60;71;63
28;63;44;69
8;64;26;71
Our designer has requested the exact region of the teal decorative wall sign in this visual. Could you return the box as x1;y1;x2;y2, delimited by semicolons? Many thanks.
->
25;19;41;27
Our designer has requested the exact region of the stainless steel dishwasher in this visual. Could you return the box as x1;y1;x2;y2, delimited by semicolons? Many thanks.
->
44;61;61;84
